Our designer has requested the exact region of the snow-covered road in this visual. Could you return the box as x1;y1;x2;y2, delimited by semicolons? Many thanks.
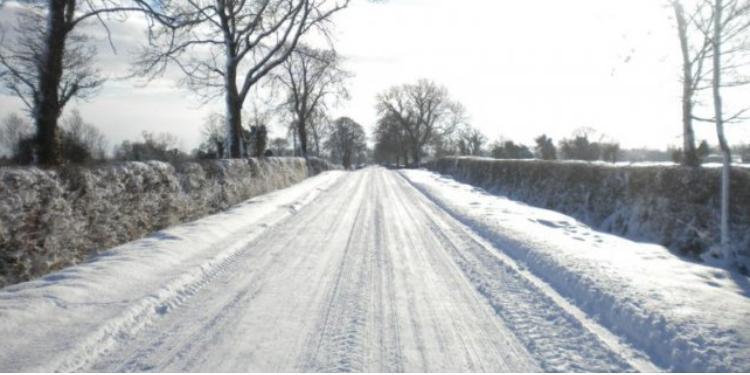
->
5;167;742;371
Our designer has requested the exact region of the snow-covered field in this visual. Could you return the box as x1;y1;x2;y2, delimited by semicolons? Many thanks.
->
403;169;750;372
0;166;747;372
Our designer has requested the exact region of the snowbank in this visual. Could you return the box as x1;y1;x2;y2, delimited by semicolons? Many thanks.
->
402;169;750;372
0;157;336;287
425;157;750;264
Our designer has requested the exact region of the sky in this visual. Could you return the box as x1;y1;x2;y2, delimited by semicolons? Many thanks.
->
1;0;749;153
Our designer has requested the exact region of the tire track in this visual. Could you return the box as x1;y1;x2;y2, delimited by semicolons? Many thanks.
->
396;170;658;372
381;168;534;372
303;174;374;372
85;172;356;372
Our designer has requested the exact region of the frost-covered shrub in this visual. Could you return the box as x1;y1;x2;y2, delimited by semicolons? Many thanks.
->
0;168;82;286
427;157;750;260
0;157;336;287
307;157;340;175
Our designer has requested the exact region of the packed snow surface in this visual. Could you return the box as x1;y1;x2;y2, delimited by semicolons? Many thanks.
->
0;167;744;372
402;169;750;372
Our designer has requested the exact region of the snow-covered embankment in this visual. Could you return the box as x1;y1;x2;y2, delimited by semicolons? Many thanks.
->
402;169;750;372
0;157;336;287
425;157;750;264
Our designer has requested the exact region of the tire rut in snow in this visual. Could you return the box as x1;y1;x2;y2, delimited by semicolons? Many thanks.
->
397;174;637;372
302;177;372;372
84;175;354;372
90;200;330;372
383;170;538;372
300;170;404;373
369;186;404;373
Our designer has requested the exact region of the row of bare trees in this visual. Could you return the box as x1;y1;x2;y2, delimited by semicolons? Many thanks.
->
0;0;350;166
670;0;750;264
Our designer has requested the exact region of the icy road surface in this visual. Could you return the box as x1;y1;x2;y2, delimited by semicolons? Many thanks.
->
2;167;674;372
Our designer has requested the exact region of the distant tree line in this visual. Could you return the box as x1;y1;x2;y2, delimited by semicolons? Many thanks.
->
0;107;370;169
0;110;107;165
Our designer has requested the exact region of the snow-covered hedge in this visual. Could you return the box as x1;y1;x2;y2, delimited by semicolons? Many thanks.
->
426;157;750;262
0;157;336;287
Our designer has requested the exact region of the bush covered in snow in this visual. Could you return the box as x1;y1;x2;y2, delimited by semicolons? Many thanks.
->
0;157;336;287
426;157;750;262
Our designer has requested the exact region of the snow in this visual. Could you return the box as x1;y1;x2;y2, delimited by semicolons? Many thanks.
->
72;167;651;372
424;157;750;266
433;156;750;168
2;166;747;372
401;169;750;372
0;170;344;372
0;157;333;287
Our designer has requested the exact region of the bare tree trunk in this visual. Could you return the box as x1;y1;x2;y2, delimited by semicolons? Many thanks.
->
291;125;299;156
255;126;266;158
681;93;699;166
35;0;69;166
712;0;734;263
673;0;700;167
412;141;421;166
311;124;321;157
225;97;243;158
297;119;308;158
343;149;352;169
224;61;244;158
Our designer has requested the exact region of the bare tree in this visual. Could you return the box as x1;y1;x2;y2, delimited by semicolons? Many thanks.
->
706;0;750;264
0;0;166;166
136;0;350;159
376;79;465;165
1;7;96;165
276;45;349;157
671;0;713;167
243;100;275;158
307;108;332;156
457;125;487;156
197;112;225;158
61;109;108;160
534;134;557;160
677;0;750;263
0;112;33;157
374;111;408;165
325;116;365;169
270;136;289;156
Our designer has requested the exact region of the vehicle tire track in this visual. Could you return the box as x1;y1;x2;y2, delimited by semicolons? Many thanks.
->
395;170;653;372
302;175;374;372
